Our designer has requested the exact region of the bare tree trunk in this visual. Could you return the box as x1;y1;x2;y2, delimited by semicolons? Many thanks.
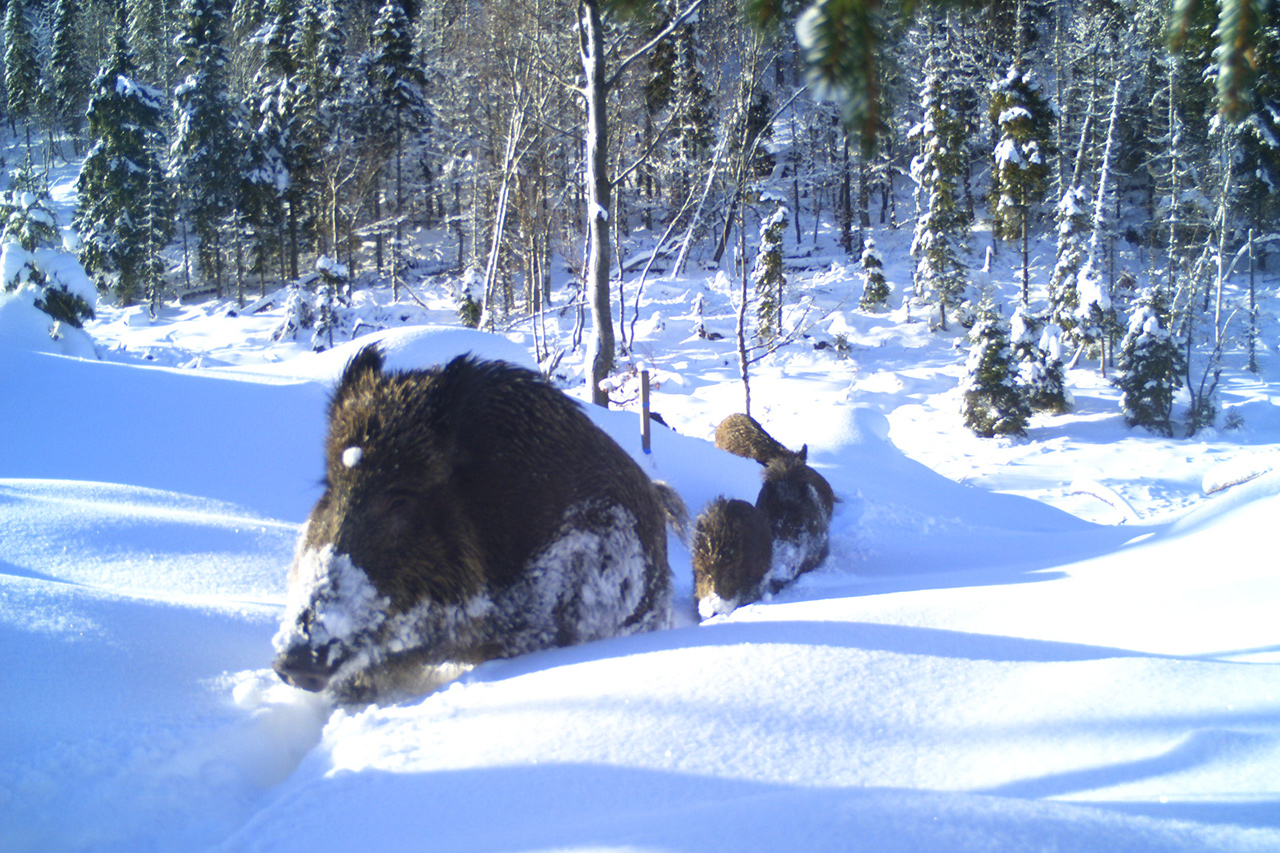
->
580;0;614;407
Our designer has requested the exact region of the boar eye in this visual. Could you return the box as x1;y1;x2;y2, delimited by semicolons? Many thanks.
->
371;490;422;528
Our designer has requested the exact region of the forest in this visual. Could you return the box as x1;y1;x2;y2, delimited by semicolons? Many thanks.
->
2;0;1279;420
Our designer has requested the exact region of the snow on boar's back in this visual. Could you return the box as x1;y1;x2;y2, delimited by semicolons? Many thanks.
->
273;346;679;702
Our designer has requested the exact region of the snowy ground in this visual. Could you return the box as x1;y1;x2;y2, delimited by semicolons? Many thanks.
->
3;180;1280;850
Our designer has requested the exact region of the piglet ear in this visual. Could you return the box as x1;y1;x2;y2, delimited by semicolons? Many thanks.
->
333;345;385;409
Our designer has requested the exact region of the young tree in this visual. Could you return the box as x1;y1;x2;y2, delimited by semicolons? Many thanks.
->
909;53;970;331
858;237;890;311
1;157;97;330
752;205;788;340
961;298;1030;437
1116;286;1183;436
74;32;174;310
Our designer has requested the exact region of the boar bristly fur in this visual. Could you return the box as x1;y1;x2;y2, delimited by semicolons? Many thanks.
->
273;347;678;702
691;497;773;620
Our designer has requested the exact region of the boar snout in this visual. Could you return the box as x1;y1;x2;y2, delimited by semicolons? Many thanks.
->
274;644;332;692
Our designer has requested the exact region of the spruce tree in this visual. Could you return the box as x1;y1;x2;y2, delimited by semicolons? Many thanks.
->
1116;286;1184;436
752;205;788;341
4;0;41;146
171;0;239;296
50;0;91;145
858;237;891;311
989;64;1054;303
1048;185;1089;340
245;0;307;281
909;55;970;331
961;298;1030;437
366;0;427;294
74;33;173;310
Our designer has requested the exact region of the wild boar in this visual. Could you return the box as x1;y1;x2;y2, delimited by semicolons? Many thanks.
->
714;413;796;466
273;346;682;702
755;447;835;587
691;496;773;620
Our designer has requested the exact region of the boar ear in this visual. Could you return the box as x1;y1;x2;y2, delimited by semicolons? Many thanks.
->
796;444;808;465
336;345;385;401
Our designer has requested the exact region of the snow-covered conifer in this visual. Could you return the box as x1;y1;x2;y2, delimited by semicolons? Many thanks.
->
50;0;91;143
4;0;41;142
1049;185;1089;339
989;64;1054;302
909;57;969;331
312;255;350;351
2;159;97;330
752;205;788;340
1116;287;1183;436
74;33;173;310
858;238;890;311
171;0;240;296
1011;305;1070;414
961;298;1030;438
2;154;59;253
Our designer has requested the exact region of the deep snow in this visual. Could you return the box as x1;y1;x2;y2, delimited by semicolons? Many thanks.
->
2;167;1279;851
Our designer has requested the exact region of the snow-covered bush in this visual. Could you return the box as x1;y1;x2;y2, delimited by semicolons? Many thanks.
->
456;268;482;329
273;284;316;343
1116;287;1183;436
961;299;1029;438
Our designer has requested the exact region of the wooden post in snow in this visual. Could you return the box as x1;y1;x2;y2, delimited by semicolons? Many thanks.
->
640;368;651;454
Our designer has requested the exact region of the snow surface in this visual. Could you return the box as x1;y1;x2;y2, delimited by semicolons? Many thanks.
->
3;165;1280;851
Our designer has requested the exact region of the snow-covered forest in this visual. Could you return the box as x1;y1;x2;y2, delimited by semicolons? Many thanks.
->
3;0;1280;850
1;0;1277;410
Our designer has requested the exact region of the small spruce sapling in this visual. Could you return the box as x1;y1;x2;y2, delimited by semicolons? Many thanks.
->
1;158;96;329
961;298;1030;437
1116;287;1184;437
858;237;891;311
312;255;351;351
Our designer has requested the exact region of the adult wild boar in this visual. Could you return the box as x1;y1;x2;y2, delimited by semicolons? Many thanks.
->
273;346;681;701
